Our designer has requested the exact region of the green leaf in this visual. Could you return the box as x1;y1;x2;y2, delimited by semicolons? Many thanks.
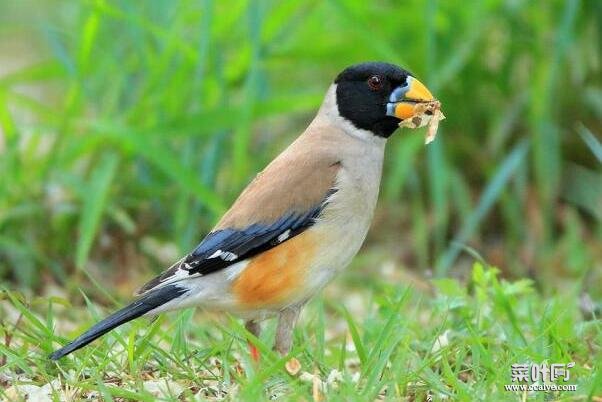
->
75;152;119;269
436;141;529;275
578;124;602;164
341;305;367;366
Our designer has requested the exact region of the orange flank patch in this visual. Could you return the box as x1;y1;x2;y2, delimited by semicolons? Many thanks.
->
232;231;317;309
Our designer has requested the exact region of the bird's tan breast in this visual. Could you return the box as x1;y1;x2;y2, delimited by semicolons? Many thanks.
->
299;135;386;295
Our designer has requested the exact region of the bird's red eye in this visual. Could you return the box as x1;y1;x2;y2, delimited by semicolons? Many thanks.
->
367;75;382;91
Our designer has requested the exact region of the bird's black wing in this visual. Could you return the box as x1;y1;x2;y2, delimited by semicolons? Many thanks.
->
136;190;336;295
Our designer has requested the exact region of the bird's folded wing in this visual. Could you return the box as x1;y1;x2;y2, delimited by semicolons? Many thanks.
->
137;149;341;295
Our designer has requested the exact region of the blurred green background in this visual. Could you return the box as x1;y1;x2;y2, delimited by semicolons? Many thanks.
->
0;0;600;301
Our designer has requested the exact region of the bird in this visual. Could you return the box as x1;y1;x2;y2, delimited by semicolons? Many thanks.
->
49;61;436;362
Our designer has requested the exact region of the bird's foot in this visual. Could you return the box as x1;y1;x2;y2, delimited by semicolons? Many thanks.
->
248;341;260;363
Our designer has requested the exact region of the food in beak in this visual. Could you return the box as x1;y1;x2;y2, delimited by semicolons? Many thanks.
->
398;100;445;144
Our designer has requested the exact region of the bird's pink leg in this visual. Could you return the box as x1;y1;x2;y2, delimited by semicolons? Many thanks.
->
274;306;302;374
274;306;301;356
248;342;260;362
245;320;261;362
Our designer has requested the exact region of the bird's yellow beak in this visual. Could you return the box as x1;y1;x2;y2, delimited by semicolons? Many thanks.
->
386;76;435;120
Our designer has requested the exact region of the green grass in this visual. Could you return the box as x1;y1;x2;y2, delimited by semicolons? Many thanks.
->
1;263;600;401
0;0;601;400
0;0;600;286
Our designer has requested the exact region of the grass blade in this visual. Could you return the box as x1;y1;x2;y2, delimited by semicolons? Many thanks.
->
578;124;602;163
75;152;119;269
341;305;367;366
436;140;529;275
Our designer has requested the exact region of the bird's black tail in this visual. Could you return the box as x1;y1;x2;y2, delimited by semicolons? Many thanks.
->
49;284;188;360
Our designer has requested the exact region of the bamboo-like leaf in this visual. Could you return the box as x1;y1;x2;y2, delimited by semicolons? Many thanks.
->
436;141;529;275
578;124;602;164
89;126;226;215
75;152;119;269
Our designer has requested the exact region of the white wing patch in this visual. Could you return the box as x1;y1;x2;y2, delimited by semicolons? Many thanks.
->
277;229;291;243
140;256;200;294
152;249;239;291
208;249;238;261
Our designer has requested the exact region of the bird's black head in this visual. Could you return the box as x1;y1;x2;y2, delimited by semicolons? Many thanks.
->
334;62;434;138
